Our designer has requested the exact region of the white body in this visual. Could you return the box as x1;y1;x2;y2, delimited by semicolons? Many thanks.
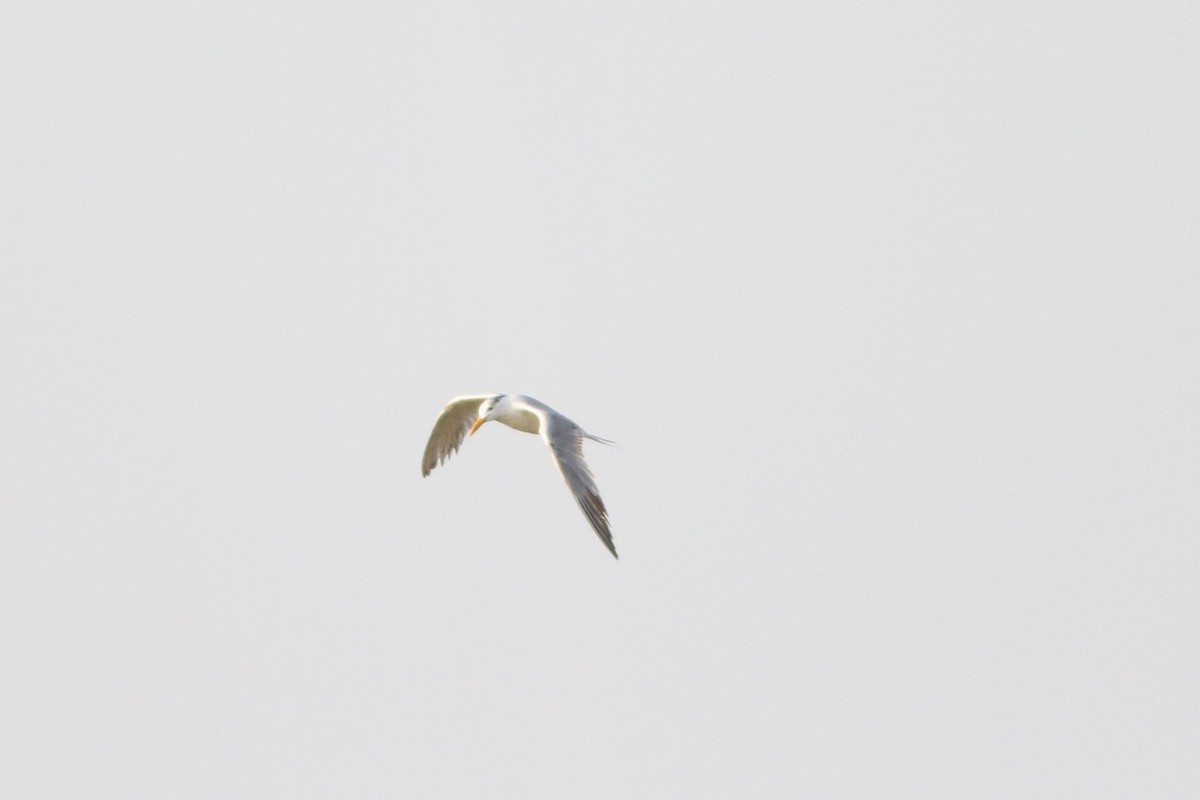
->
421;394;617;558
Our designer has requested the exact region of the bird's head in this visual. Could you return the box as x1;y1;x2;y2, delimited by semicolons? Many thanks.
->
470;395;504;436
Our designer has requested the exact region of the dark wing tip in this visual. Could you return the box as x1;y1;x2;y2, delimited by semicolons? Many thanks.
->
582;490;618;559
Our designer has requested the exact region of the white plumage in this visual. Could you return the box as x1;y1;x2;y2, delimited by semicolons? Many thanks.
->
421;394;617;558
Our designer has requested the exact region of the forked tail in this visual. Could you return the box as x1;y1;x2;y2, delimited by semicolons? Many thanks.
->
584;432;617;447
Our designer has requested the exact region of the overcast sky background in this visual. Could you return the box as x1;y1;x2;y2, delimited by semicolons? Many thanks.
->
2;2;1197;797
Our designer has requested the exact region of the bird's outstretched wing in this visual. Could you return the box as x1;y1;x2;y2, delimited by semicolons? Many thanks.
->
421;395;496;477
541;412;617;559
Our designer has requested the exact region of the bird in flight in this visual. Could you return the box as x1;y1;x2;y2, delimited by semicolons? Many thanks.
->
422;394;618;558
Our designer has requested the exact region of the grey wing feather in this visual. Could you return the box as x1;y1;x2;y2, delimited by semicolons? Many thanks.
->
421;395;496;477
544;414;617;558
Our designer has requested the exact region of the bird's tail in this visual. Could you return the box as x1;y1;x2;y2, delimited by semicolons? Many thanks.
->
584;432;617;447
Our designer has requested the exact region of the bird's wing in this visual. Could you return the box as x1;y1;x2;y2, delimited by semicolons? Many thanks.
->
421;395;496;477
540;410;617;559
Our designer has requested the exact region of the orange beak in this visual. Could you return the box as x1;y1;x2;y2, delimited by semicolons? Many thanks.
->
469;417;487;437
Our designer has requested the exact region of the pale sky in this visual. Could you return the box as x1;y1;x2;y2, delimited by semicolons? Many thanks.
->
2;2;1197;797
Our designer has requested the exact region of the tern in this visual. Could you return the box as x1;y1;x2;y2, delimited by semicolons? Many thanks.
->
421;394;618;558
